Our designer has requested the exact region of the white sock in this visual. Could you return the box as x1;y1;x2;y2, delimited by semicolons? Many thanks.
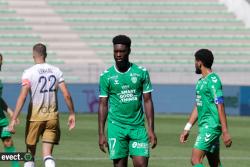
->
44;155;55;167
24;161;35;167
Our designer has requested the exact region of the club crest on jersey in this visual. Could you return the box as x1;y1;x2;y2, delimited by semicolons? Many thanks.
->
131;76;137;84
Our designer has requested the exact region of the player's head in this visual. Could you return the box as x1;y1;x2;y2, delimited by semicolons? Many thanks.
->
0;53;2;71
112;35;131;69
33;43;47;62
194;49;214;74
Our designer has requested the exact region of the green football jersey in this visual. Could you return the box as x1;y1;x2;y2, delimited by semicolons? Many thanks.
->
99;63;153;127
195;73;223;133
0;80;8;126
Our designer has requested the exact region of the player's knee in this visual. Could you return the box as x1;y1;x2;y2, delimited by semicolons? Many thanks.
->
134;161;147;167
44;155;55;167
134;162;147;167
113;158;127;167
133;157;148;167
3;137;13;147
191;156;202;165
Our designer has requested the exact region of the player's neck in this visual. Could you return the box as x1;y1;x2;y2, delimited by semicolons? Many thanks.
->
35;59;46;64
201;68;212;78
115;61;130;73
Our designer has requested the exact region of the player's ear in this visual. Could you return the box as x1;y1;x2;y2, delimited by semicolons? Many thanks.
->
128;47;131;55
197;60;202;68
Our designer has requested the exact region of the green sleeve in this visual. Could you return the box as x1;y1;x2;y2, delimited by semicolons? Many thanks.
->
142;70;153;93
209;75;223;100
99;74;109;97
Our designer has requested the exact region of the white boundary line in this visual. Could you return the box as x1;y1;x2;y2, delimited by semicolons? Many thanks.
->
43;157;250;161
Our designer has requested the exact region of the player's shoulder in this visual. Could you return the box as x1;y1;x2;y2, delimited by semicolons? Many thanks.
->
45;63;61;71
100;66;113;77
131;63;148;73
207;72;222;84
22;65;39;79
23;63;62;77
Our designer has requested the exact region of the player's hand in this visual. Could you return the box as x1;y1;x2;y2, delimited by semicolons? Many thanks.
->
222;131;232;148
99;134;108;153
148;130;157;149
68;113;75;130
8;119;17;134
180;130;189;143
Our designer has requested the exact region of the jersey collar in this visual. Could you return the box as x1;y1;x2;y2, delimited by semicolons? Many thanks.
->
200;72;214;80
114;63;132;74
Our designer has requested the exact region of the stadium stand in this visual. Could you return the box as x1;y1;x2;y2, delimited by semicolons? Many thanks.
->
1;0;250;84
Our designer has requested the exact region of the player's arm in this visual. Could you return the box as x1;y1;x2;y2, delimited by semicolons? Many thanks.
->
98;96;108;153
0;97;15;119
59;82;75;130
9;85;29;133
0;97;12;114
186;105;198;126
143;92;157;149
180;105;198;143
217;101;232;147
211;76;232;147
98;72;109;153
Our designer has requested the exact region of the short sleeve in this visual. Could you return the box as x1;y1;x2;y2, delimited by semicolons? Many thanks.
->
21;70;31;87
143;69;153;93
57;68;64;83
209;75;224;104
99;73;109;97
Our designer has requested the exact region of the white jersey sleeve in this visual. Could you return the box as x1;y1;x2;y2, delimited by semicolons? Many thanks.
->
57;68;64;84
22;69;32;87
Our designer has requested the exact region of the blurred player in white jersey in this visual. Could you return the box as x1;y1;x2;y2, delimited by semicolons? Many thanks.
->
9;43;76;167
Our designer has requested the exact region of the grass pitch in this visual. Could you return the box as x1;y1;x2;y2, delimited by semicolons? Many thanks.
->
1;114;249;167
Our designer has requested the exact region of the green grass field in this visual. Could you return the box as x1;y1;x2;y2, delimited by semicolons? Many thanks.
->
1;114;249;167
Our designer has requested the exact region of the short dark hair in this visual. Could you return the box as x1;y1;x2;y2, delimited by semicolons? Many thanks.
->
0;53;2;59
194;49;214;68
112;35;131;48
33;43;47;58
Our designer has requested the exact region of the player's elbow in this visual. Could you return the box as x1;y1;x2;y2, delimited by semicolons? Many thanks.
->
63;93;72;101
18;95;27;103
144;97;153;104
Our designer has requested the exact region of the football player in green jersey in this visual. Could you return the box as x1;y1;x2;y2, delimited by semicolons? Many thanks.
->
179;49;232;167
98;35;157;167
0;54;20;167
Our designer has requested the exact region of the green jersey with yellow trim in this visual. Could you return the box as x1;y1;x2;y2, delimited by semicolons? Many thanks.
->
99;63;153;127
196;72;223;133
0;80;8;126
